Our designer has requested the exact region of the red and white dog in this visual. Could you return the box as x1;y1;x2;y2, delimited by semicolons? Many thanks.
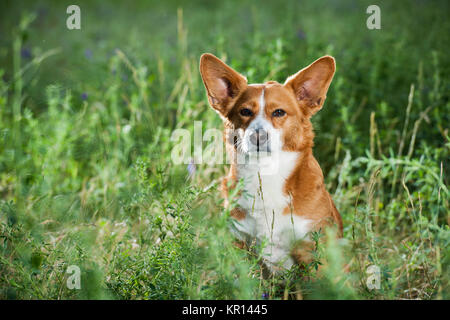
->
199;53;343;272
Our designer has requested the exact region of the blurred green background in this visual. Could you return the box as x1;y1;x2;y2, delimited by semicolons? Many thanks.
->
0;0;448;299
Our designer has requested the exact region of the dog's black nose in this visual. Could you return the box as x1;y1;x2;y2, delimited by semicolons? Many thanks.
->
249;128;268;146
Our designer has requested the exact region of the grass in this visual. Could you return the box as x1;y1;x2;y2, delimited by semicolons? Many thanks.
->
0;0;448;299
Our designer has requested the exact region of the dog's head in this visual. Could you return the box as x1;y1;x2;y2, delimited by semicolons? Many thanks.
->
199;53;335;156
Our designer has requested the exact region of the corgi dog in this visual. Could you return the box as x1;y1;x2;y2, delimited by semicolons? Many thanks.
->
199;53;343;273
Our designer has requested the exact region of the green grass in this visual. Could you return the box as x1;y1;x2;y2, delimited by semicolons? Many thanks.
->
0;0;448;299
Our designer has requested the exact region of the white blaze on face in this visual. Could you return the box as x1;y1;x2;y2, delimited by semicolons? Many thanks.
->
242;87;282;155
258;87;265;117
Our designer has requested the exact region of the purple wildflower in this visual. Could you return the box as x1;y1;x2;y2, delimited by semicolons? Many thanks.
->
81;92;88;100
296;28;306;40
21;47;32;60
84;49;93;60
187;159;196;179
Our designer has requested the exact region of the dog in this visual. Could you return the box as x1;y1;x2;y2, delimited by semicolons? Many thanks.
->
199;53;343;273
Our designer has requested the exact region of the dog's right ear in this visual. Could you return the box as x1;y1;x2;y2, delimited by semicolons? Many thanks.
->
199;53;247;116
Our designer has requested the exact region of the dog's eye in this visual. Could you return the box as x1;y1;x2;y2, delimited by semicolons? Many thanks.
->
240;108;253;117
272;109;286;117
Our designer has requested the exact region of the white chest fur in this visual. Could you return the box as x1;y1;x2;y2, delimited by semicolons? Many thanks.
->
230;151;312;270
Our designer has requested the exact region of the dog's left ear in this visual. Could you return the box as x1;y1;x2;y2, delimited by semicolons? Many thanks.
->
284;56;335;116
